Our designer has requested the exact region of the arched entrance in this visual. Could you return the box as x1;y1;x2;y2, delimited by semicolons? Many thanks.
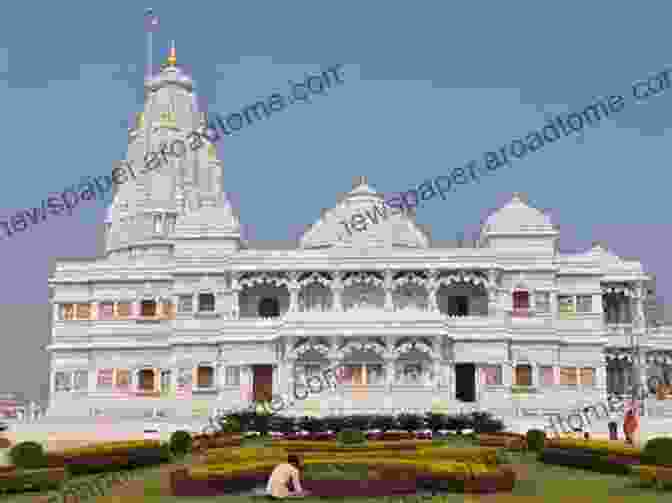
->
258;297;280;318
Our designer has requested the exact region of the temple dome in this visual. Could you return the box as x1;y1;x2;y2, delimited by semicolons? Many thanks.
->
484;192;555;234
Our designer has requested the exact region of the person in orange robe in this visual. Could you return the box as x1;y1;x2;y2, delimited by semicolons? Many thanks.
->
623;402;639;445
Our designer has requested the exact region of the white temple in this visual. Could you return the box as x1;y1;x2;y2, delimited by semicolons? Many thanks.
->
46;48;672;419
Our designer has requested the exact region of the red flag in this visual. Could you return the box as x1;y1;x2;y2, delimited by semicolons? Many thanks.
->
145;9;159;32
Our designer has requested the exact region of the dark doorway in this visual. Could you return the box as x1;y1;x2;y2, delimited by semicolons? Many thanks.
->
258;297;280;318
448;296;469;316
253;365;273;402
455;363;476;402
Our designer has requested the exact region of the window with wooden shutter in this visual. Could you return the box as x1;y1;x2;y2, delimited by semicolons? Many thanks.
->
515;365;532;386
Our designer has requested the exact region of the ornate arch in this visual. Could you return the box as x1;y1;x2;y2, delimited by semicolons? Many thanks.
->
436;272;489;288
393;339;436;359
343;272;384;288
298;272;331;288
239;272;290;289
339;340;386;356
287;340;330;359
393;272;428;290
602;286;635;297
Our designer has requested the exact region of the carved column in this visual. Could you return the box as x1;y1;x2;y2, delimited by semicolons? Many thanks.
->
288;272;300;313
231;273;241;320
384;269;394;311
384;353;397;392
487;269;499;317
432;357;441;391
331;272;344;312
427;269;439;312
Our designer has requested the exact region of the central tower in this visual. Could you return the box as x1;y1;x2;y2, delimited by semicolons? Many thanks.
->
105;45;241;259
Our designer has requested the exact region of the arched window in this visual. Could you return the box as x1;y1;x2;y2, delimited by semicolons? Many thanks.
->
258;297;280;318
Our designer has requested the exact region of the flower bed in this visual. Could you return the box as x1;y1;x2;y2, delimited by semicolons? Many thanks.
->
0;467;66;495
174;441;512;496
192;433;242;451
545;438;641;458
39;440;171;475
175;456;514;496
478;433;527;450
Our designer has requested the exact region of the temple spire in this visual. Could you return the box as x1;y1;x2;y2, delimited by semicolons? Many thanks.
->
166;40;177;67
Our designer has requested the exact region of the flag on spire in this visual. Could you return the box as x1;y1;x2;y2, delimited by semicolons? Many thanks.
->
145;8;159;32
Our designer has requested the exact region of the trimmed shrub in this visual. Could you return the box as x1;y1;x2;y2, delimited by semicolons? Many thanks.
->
539;447;630;475
298;416;324;434
526;429;546;452
9;441;46;469
337;428;366;445
369;414;396;433
471;412;505;434
397;413;424;433
642;437;672;466
170;430;193;456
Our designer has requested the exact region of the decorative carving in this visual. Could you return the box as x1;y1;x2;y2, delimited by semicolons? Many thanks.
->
239;272;290;288
343;272;384;287
339;340;385;356
393;340;436;359
436;272;488;287
289;341;330;359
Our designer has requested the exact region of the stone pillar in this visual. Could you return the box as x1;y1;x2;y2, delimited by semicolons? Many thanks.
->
286;356;297;398
529;291;536;313
288;272;300;313
531;363;538;387
384;355;396;392
503;362;513;387
449;364;456;399
487;269;499;318
427;269;439;313
550;290;558;323
592;293;603;315
384;269;394;311
432;357;441;391
231;273;241;320
331;272;344;312
53;303;59;323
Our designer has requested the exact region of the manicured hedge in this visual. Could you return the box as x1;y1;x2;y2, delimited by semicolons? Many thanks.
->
215;410;504;436
538;447;631;475
170;430;192;455
642;437;672;466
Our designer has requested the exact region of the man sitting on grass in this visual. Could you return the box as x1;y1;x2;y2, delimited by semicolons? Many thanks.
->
266;454;310;499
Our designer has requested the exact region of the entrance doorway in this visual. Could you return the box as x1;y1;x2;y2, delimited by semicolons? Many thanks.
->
253;365;273;402
455;363;475;402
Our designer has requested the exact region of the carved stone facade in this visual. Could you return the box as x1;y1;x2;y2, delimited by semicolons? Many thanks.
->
46;52;667;418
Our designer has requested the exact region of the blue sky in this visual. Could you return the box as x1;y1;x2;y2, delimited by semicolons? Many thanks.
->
1;2;670;400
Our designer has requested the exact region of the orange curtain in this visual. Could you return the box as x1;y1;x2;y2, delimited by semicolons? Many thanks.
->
560;367;577;385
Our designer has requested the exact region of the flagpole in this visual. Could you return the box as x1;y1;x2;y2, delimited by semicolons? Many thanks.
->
145;8;153;78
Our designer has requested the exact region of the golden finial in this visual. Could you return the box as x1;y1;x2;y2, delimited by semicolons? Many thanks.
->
166;40;177;67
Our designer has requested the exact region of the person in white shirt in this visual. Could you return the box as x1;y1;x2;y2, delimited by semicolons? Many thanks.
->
266;454;310;499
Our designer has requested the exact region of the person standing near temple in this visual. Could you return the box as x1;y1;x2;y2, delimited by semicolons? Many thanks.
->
623;400;639;445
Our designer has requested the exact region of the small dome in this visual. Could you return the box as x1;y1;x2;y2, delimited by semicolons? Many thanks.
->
484;192;554;233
